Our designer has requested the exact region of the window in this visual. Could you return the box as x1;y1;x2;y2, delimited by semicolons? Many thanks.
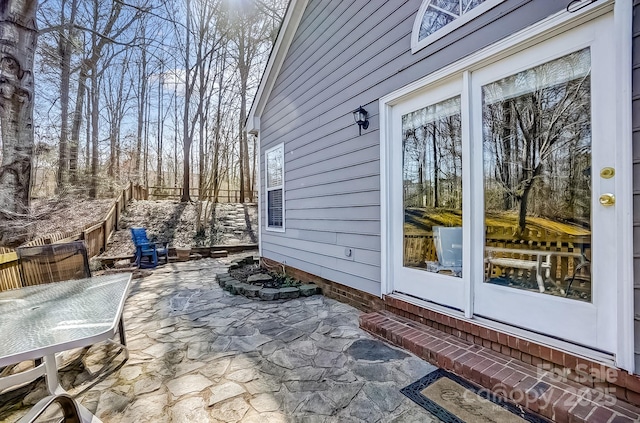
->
265;143;284;231
412;0;505;53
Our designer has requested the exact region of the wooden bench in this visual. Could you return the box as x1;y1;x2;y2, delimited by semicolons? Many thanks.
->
485;247;585;293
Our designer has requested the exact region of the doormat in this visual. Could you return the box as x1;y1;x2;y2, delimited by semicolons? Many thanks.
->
400;369;551;423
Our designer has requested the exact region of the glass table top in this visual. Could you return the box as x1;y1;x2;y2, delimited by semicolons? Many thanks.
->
0;274;132;366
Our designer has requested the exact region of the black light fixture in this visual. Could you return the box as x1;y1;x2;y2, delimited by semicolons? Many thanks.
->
353;106;369;135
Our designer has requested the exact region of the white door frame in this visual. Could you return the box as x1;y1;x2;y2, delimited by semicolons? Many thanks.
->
389;77;466;312
472;18;616;352
379;0;634;371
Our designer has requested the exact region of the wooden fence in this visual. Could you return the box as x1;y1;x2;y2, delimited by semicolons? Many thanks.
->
146;186;257;203
404;225;590;284
0;183;148;290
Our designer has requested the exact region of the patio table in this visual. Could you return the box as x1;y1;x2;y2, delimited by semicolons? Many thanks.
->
0;273;132;422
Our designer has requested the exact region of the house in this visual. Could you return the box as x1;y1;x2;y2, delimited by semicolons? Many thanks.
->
247;0;638;413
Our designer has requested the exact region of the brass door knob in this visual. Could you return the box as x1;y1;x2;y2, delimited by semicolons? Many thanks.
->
600;167;615;179
599;193;615;206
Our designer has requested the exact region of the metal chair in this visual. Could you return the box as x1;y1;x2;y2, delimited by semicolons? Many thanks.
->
1;241;127;395
18;393;82;423
130;228;168;268
17;241;90;286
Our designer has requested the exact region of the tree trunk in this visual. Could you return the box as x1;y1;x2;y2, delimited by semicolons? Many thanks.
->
432;123;439;208
0;0;38;228
156;59;163;188
56;0;77;190
239;70;249;203
181;0;192;203
69;64;87;183
517;162;542;235
135;27;147;184
89;64;99;198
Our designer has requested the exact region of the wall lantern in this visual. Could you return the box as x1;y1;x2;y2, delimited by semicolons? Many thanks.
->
353;106;369;135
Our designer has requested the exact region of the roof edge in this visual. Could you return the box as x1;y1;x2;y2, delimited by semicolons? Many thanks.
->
246;0;308;135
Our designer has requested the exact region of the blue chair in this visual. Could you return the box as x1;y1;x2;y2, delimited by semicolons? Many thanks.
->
130;228;169;268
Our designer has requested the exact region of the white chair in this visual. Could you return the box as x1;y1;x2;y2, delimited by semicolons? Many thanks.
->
426;226;462;276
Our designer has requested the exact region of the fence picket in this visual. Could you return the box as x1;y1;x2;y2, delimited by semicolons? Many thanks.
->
0;182;148;289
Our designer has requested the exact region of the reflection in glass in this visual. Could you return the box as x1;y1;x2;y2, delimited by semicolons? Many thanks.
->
419;0;487;41
266;146;283;188
482;48;592;302
403;96;462;278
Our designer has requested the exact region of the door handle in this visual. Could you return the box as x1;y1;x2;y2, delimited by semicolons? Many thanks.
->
599;193;615;207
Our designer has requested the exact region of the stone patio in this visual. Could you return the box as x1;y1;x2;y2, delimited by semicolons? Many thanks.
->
0;253;440;422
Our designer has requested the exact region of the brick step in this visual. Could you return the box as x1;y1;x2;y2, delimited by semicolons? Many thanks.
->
360;311;640;423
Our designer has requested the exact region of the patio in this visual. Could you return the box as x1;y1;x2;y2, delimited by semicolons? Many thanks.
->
0;252;439;422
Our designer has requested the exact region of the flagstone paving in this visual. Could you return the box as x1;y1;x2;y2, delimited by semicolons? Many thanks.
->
0;253;440;422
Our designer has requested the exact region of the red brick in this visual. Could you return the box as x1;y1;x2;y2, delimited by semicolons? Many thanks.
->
497;332;508;346
510;349;522;360
610;416;635;423
625;389;640;406
550;349;566;366
490;367;516;389
624;372;640;394
470;324;480;336
479;327;490;340
585;406;614;423
470;359;495;384
564;354;578;371
453;352;476;374
538;387;565;420
610;401;640;419
502;370;527;390
532;356;543;367
540;346;552;361
569;400;596;423
511;376;537;407
481;362;504;387
522;353;532;365
507;335;518;349
553;392;578;423
528;343;541;358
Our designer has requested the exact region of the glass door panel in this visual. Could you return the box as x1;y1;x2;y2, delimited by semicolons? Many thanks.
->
391;77;465;311
482;48;592;302
403;96;463;278
471;12;617;352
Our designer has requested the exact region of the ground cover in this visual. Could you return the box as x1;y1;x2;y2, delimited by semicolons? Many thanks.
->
404;207;589;237
101;201;257;257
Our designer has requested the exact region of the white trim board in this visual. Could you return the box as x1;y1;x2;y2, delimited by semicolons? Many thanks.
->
411;0;506;54
264;143;286;233
246;0;309;135
613;0;634;373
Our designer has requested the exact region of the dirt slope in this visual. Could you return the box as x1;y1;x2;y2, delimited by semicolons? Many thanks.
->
101;201;258;257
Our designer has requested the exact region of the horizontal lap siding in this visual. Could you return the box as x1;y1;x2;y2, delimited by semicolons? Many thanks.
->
259;0;563;296
633;1;640;372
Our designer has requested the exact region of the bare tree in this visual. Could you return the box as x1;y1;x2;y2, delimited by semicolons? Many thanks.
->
0;0;39;242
